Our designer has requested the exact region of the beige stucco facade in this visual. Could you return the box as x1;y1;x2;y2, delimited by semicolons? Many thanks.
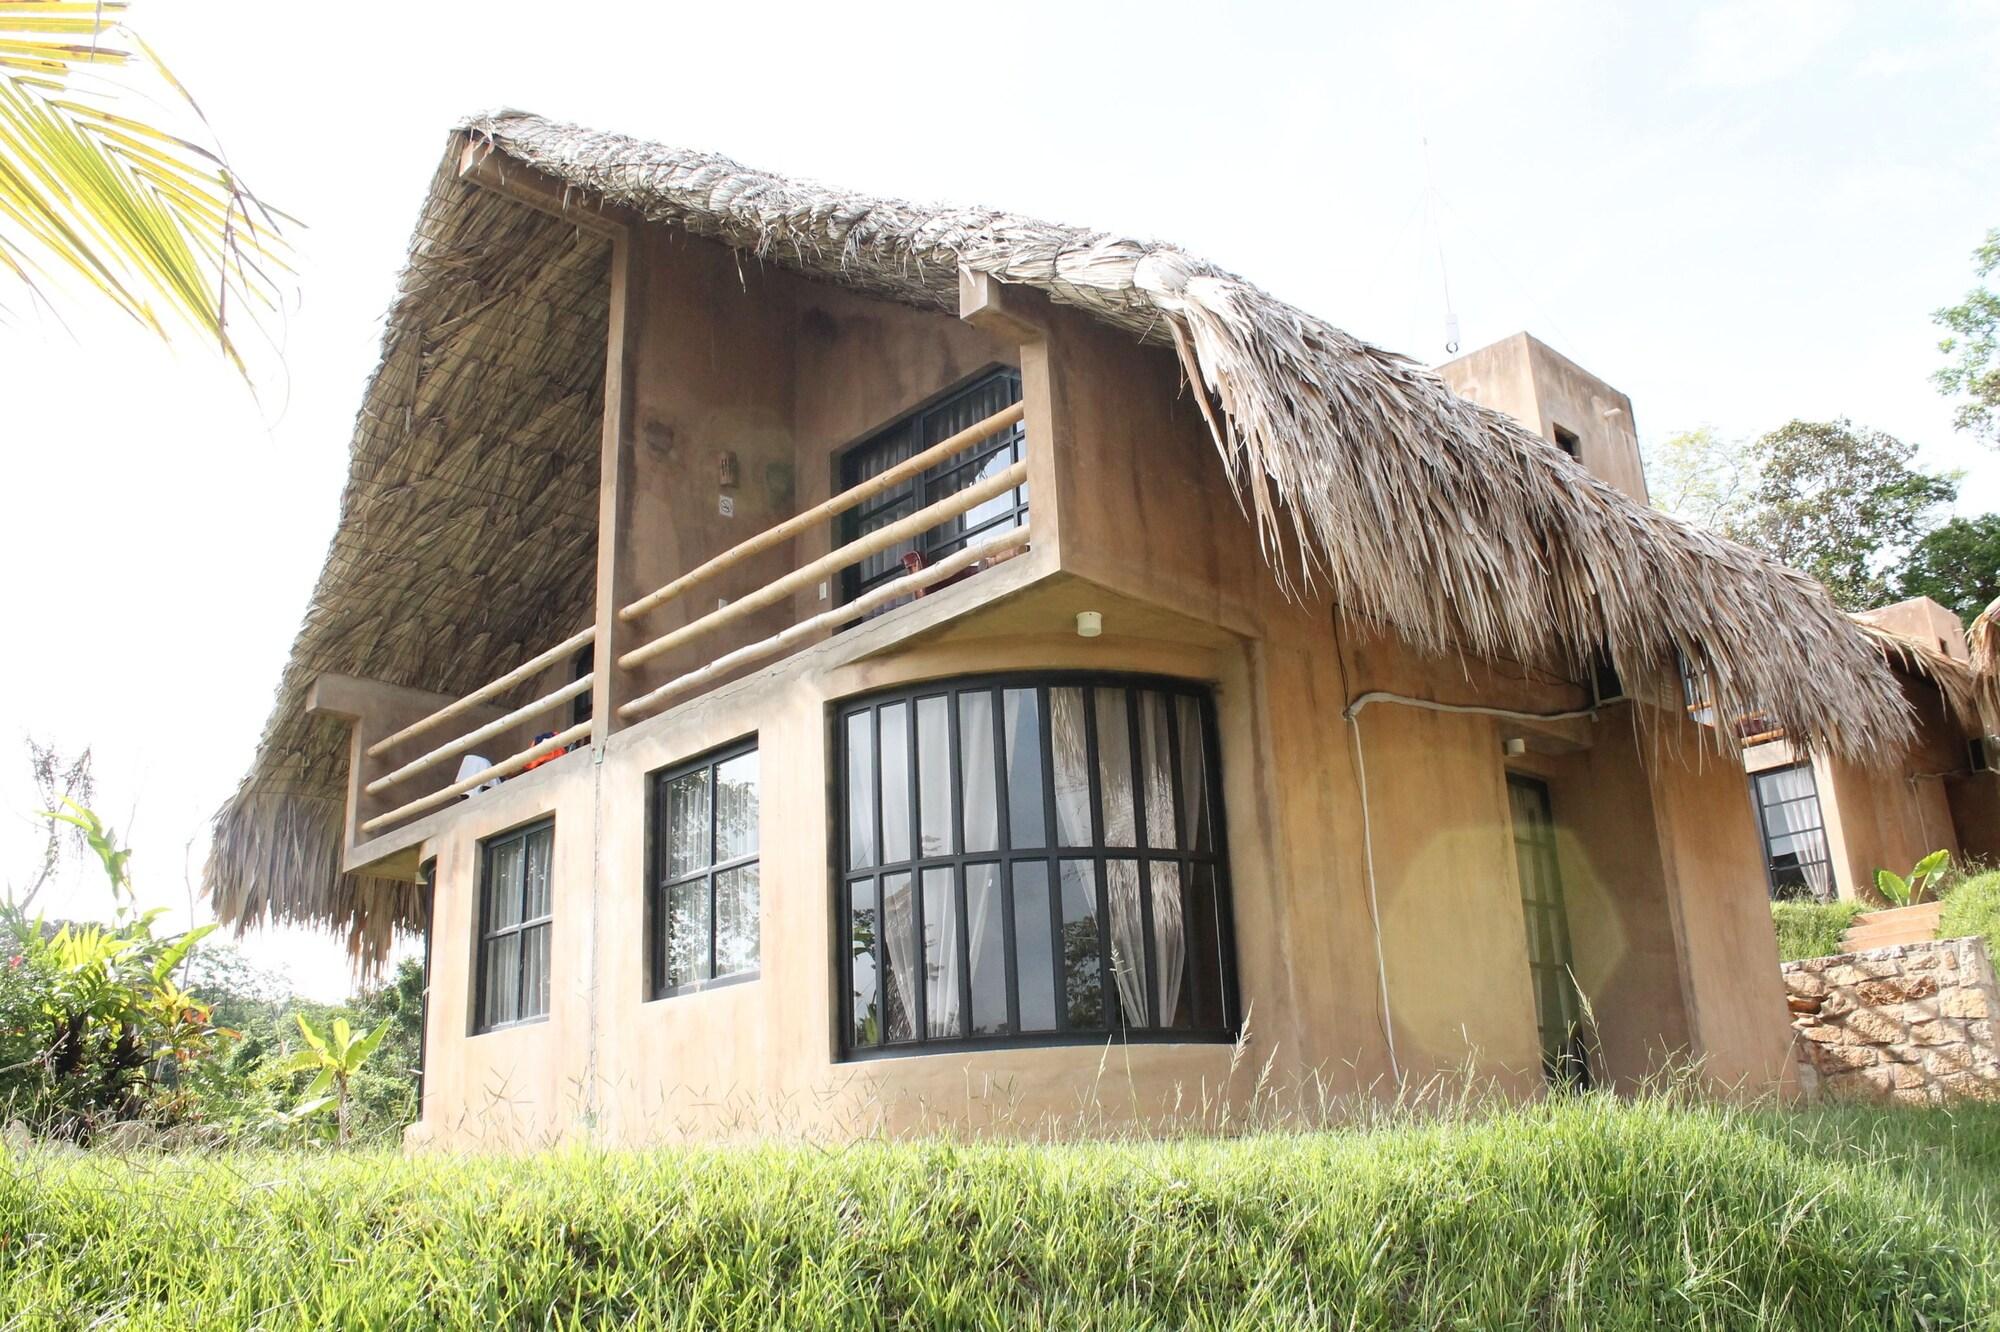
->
315;200;1801;1151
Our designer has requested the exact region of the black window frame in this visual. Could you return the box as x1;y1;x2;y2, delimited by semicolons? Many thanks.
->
1750;762;1835;901
833;671;1240;1060
648;738;762;1000
837;367;1028;606
472;818;554;1034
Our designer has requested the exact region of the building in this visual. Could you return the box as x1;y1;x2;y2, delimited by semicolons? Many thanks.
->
1442;336;2000;904
206;115;1920;1149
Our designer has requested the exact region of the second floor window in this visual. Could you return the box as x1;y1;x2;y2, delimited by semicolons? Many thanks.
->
476;820;553;1031
840;369;1027;606
652;741;761;996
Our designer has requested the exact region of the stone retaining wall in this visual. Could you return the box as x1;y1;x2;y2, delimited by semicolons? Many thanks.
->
1782;936;2000;1104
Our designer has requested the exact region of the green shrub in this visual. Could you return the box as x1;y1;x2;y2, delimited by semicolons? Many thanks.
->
3;1096;1996;1329
1771;899;1865;961
1940;870;2000;954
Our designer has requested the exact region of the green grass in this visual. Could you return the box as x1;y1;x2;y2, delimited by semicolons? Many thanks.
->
4;1095;1998;1329
1771;898;1865;961
1941;870;2000;954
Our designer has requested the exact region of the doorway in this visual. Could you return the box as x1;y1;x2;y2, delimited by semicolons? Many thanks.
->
1506;774;1591;1088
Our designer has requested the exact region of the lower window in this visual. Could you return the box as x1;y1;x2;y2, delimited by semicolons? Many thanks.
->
836;674;1237;1056
475;819;553;1031
651;741;761;996
1752;763;1835;900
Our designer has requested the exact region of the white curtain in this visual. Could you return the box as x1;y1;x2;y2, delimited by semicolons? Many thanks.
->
884;874;920;1041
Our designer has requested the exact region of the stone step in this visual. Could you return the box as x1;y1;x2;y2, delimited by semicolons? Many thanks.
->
1843;901;1944;953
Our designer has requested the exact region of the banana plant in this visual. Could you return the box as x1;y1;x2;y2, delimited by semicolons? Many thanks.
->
1876;849;1952;907
275;1014;390;1147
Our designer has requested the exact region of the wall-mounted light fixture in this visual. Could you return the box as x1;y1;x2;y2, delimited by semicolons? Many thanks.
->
1076;611;1103;638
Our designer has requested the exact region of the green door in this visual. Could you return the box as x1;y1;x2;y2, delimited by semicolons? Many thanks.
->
1506;775;1590;1088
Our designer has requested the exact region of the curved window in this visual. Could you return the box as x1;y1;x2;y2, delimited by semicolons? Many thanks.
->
837;674;1237;1056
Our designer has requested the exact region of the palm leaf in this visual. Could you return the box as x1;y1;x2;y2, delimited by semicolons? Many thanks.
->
0;1;290;366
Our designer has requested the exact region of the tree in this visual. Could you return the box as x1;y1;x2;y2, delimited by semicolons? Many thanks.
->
1934;227;2000;447
1895;514;2000;626
1641;427;1757;531
274;1013;390;1147
1731;419;1957;611
0;2;288;367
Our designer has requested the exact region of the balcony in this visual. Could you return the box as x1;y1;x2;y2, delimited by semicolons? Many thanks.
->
325;397;1035;852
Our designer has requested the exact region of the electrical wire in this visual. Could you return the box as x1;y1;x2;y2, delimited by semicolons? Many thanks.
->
1340;689;1601;1087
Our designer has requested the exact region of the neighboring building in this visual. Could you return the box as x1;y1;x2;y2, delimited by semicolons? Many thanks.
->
1444;336;2000;903
207;115;1919;1149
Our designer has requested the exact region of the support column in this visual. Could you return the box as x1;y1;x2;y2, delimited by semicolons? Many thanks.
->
592;225;645;744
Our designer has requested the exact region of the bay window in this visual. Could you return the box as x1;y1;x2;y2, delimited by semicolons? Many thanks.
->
837;674;1236;1056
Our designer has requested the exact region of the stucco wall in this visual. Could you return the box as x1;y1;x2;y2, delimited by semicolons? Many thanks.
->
1436;332;1648;503
398;270;1798;1150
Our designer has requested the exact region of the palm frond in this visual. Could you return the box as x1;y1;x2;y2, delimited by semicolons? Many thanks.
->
0;1;290;366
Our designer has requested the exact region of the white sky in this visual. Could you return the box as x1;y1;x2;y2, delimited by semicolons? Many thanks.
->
3;0;1996;999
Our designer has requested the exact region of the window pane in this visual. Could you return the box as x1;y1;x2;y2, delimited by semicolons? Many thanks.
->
1051;687;1092;846
488;839;523;929
849;878;880;1047
880;702;912;865
1178;695;1212;854
520;923;550;1021
664;769;711;881
664;878;712;990
1003;689;1046;849
966;863;1008;1036
522;827;552;922
483;934;520;1027
715;752;760;863
1012;862;1056;1033
715;865;760;978
960;691;999;854
1139;692;1176;849
1105;858;1148;1027
1059;859;1104;1029
1759;766;1816;806
1096;688;1136;846
1183;863;1228;1030
917;696;954;857
882;871;917;1043
923;867;961;1040
845;711;876;871
1150;861;1186;1027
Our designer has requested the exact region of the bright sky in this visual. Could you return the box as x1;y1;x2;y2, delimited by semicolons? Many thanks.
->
4;0;1996;999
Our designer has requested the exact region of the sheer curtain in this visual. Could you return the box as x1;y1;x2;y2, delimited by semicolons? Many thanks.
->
884;874;920;1041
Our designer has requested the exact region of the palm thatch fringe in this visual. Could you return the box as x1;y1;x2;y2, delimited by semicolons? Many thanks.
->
1853;616;1994;734
205;109;1919;965
1970;597;2000;735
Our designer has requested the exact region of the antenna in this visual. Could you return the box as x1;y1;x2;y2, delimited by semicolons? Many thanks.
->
1425;137;1459;355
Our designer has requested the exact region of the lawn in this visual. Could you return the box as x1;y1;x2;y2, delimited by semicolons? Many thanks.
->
4;1094;1998;1330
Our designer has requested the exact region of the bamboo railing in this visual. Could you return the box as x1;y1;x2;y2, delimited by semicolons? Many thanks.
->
356;399;1030;834
358;627;595;835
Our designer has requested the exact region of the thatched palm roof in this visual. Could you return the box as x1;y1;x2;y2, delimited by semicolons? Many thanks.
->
206;110;1920;962
1853;616;1996;734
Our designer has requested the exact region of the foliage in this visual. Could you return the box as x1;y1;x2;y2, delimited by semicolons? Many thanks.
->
1;1095;1996;1329
1877;849;1953;908
1933;227;2000;447
1770;899;1864;961
9;738;92;912
0;802;221;1140
0;1;289;367
273;1013;391;1146
1896;514;2000;626
1641;426;1757;531
1732;419;1958;611
1939;870;2000;957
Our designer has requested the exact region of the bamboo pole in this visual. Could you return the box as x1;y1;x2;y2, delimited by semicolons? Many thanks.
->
618;525;1032;723
360;721;592;836
365;627;595;759
618;460;1027;673
364;674;593;796
618;401;1025;624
